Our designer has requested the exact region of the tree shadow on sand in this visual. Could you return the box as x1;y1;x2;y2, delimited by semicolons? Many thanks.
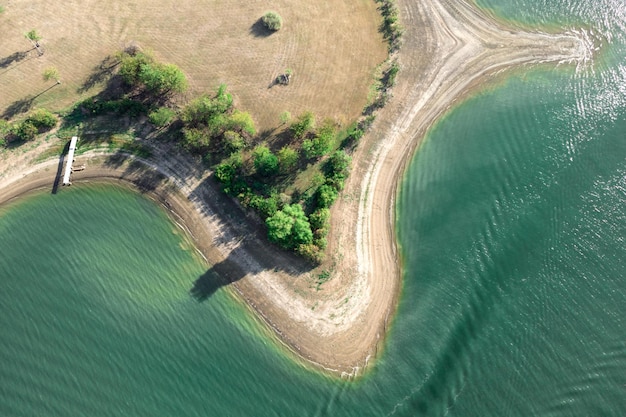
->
249;18;274;38
102;150;170;194
190;250;249;300
2;96;36;119
0;51;29;69
188;175;315;301
77;55;120;94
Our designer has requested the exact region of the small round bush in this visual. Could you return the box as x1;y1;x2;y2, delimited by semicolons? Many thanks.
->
148;107;176;127
262;11;283;31
27;109;57;129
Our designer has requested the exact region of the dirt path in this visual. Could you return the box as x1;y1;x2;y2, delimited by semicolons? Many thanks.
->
0;0;592;377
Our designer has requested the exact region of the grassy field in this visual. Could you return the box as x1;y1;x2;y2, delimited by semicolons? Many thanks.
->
0;0;386;131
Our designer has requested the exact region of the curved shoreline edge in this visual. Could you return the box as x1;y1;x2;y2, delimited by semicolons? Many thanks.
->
0;0;593;377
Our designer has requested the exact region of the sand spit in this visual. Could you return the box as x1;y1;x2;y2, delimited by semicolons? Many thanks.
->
0;0;591;376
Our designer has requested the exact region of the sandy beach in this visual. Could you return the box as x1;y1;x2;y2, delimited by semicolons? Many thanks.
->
0;0;591;376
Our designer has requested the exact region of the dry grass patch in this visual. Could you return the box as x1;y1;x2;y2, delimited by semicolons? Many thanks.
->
0;0;386;131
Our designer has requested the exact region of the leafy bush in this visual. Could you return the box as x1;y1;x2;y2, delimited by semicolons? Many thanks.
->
13;121;38;141
262;11;283;31
249;194;279;219
27;109;57;129
316;184;338;208
309;208;330;231
223;130;246;153
182;127;210;151
148;107;176;127
182;88;232;126
290;111;315;139
253;145;279;177
277;146;299;174
266;204;313;248
302;120;335;159
119;50;187;95
227;110;256;136
296;243;324;264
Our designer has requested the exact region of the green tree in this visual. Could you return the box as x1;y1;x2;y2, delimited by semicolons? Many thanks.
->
290;111;315;139
25;29;41;44
223;130;246;153
324;150;351;189
139;62;188;95
279;111;291;125
262;11;283;31
302;120;335;158
13;121;37;141
182;86;233;127
118;51;187;95
119;51;154;86
253;145;279;177
182;127;210;151
42;67;60;84
266;204;312;248
227;110;256;136
27;109;57;129
277;146;298;174
148;107;176;127
309;208;330;231
316;184;338;208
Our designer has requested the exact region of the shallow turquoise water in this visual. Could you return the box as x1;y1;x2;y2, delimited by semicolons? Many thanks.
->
1;0;625;415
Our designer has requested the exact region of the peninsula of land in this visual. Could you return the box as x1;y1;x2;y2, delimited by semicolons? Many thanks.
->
0;0;591;375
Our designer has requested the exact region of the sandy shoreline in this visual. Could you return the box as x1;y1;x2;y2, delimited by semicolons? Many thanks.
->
0;0;591;376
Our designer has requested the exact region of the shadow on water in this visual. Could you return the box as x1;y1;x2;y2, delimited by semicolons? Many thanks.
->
51;141;71;194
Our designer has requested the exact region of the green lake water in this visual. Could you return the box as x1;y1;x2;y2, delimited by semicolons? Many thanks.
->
1;0;625;415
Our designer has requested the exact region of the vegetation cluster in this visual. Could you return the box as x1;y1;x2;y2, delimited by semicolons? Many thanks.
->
261;11;283;31
0;108;57;145
376;0;403;52
3;0;401;264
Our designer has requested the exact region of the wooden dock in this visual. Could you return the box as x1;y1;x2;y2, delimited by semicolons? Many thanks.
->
62;136;78;186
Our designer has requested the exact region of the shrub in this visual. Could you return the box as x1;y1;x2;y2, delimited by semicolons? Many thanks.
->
214;152;243;193
253;145;279;177
13;121;38;141
290;111;315;139
266;204;312;248
250;194;280;219
302;120;335;159
325;150;351;177
277;146;298;174
262;11;283;31
119;51;154;87
140;62;188;94
119;50;187;95
309;208;330;231
316;184;338;208
148;107;176;127
223;130;246;153
27;109;57;129
227;110;256;136
42;67;60;83
296;243;324;264
182;127;210;151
